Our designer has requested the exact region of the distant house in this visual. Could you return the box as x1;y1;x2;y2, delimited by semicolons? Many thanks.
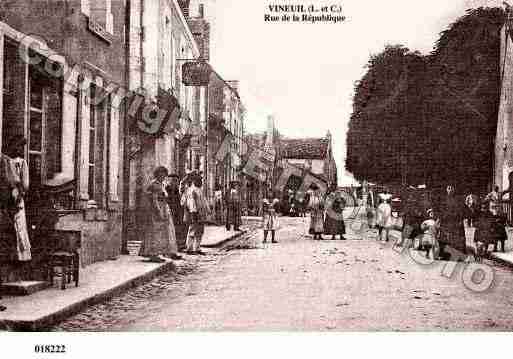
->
279;132;337;186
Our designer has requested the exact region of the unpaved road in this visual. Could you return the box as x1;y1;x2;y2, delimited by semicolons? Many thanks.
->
53;216;513;331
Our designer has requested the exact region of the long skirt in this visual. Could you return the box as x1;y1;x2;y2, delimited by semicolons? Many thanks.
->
310;209;324;234
0;206;31;262
324;214;345;235
14;207;31;261
139;211;177;258
439;220;464;252
186;222;205;252
226;203;241;228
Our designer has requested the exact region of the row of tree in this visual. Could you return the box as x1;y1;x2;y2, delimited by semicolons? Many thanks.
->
345;7;506;195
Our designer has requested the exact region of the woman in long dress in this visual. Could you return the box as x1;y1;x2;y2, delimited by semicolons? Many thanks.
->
461;194;480;255
308;184;325;240
324;185;346;240
139;166;180;262
439;185;464;255
0;135;31;262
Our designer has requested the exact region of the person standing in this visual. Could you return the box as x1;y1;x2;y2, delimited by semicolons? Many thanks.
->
477;200;507;255
484;186;500;213
462;194;480;256
324;184;346;240
439;184;464;256
417;208;440;259
166;173;186;252
376;194;392;241
296;191;307;217
386;201;404;243
0;135;31;263
402;191;423;246
262;192;280;243
184;173;210;255
462;194;480;228
225;181;241;231
139;166;181;262
0;136;31;309
308;184;325;240
214;184;224;224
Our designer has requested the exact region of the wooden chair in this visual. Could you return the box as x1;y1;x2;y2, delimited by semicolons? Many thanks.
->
47;230;81;290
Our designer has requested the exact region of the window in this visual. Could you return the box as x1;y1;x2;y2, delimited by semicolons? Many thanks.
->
88;84;110;207
88;85;97;201
27;64;63;188
195;154;200;170
87;0;114;34
29;75;44;187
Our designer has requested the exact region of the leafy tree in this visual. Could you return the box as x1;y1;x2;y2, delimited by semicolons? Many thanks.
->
346;7;505;195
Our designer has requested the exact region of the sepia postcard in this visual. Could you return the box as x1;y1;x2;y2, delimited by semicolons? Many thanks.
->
0;0;512;358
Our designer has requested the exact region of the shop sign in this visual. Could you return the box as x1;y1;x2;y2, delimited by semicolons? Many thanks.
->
182;61;211;86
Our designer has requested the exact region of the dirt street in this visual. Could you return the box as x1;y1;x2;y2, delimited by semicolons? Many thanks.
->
53;216;513;331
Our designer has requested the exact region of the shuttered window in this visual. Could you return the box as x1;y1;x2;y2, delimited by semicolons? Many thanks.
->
88;83;110;207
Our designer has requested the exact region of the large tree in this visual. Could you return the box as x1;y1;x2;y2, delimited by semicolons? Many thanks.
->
346;7;505;195
346;45;426;185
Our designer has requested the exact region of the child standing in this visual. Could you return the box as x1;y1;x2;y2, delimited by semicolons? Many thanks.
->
262;194;280;244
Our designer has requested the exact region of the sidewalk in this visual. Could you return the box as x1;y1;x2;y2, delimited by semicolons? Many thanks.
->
0;255;176;331
491;251;513;267
0;226;247;330
201;226;246;247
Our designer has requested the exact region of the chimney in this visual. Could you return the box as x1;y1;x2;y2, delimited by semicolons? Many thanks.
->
178;0;190;18
199;4;205;18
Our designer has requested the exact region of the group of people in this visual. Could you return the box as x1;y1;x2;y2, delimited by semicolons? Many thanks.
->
307;183;347;241
373;184;509;260
139;167;210;263
257;183;346;244
212;181;242;231
140;169;245;263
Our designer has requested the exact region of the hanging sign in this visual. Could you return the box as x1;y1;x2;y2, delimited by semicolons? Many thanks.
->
182;61;211;86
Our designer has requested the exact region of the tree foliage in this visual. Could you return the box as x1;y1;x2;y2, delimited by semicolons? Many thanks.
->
346;7;506;195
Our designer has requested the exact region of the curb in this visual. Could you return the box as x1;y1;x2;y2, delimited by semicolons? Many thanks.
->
490;253;513;269
0;261;177;331
201;230;248;248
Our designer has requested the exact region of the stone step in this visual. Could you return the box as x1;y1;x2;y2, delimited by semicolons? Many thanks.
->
1;281;50;296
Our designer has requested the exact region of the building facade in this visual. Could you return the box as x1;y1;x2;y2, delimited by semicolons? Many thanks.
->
206;73;244;201
242;116;279;215
0;0;127;267
124;0;204;248
279;132;338;188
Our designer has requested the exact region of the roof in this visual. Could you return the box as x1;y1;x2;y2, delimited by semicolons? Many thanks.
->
280;137;329;160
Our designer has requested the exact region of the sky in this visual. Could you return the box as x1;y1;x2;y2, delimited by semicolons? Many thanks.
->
189;0;505;185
